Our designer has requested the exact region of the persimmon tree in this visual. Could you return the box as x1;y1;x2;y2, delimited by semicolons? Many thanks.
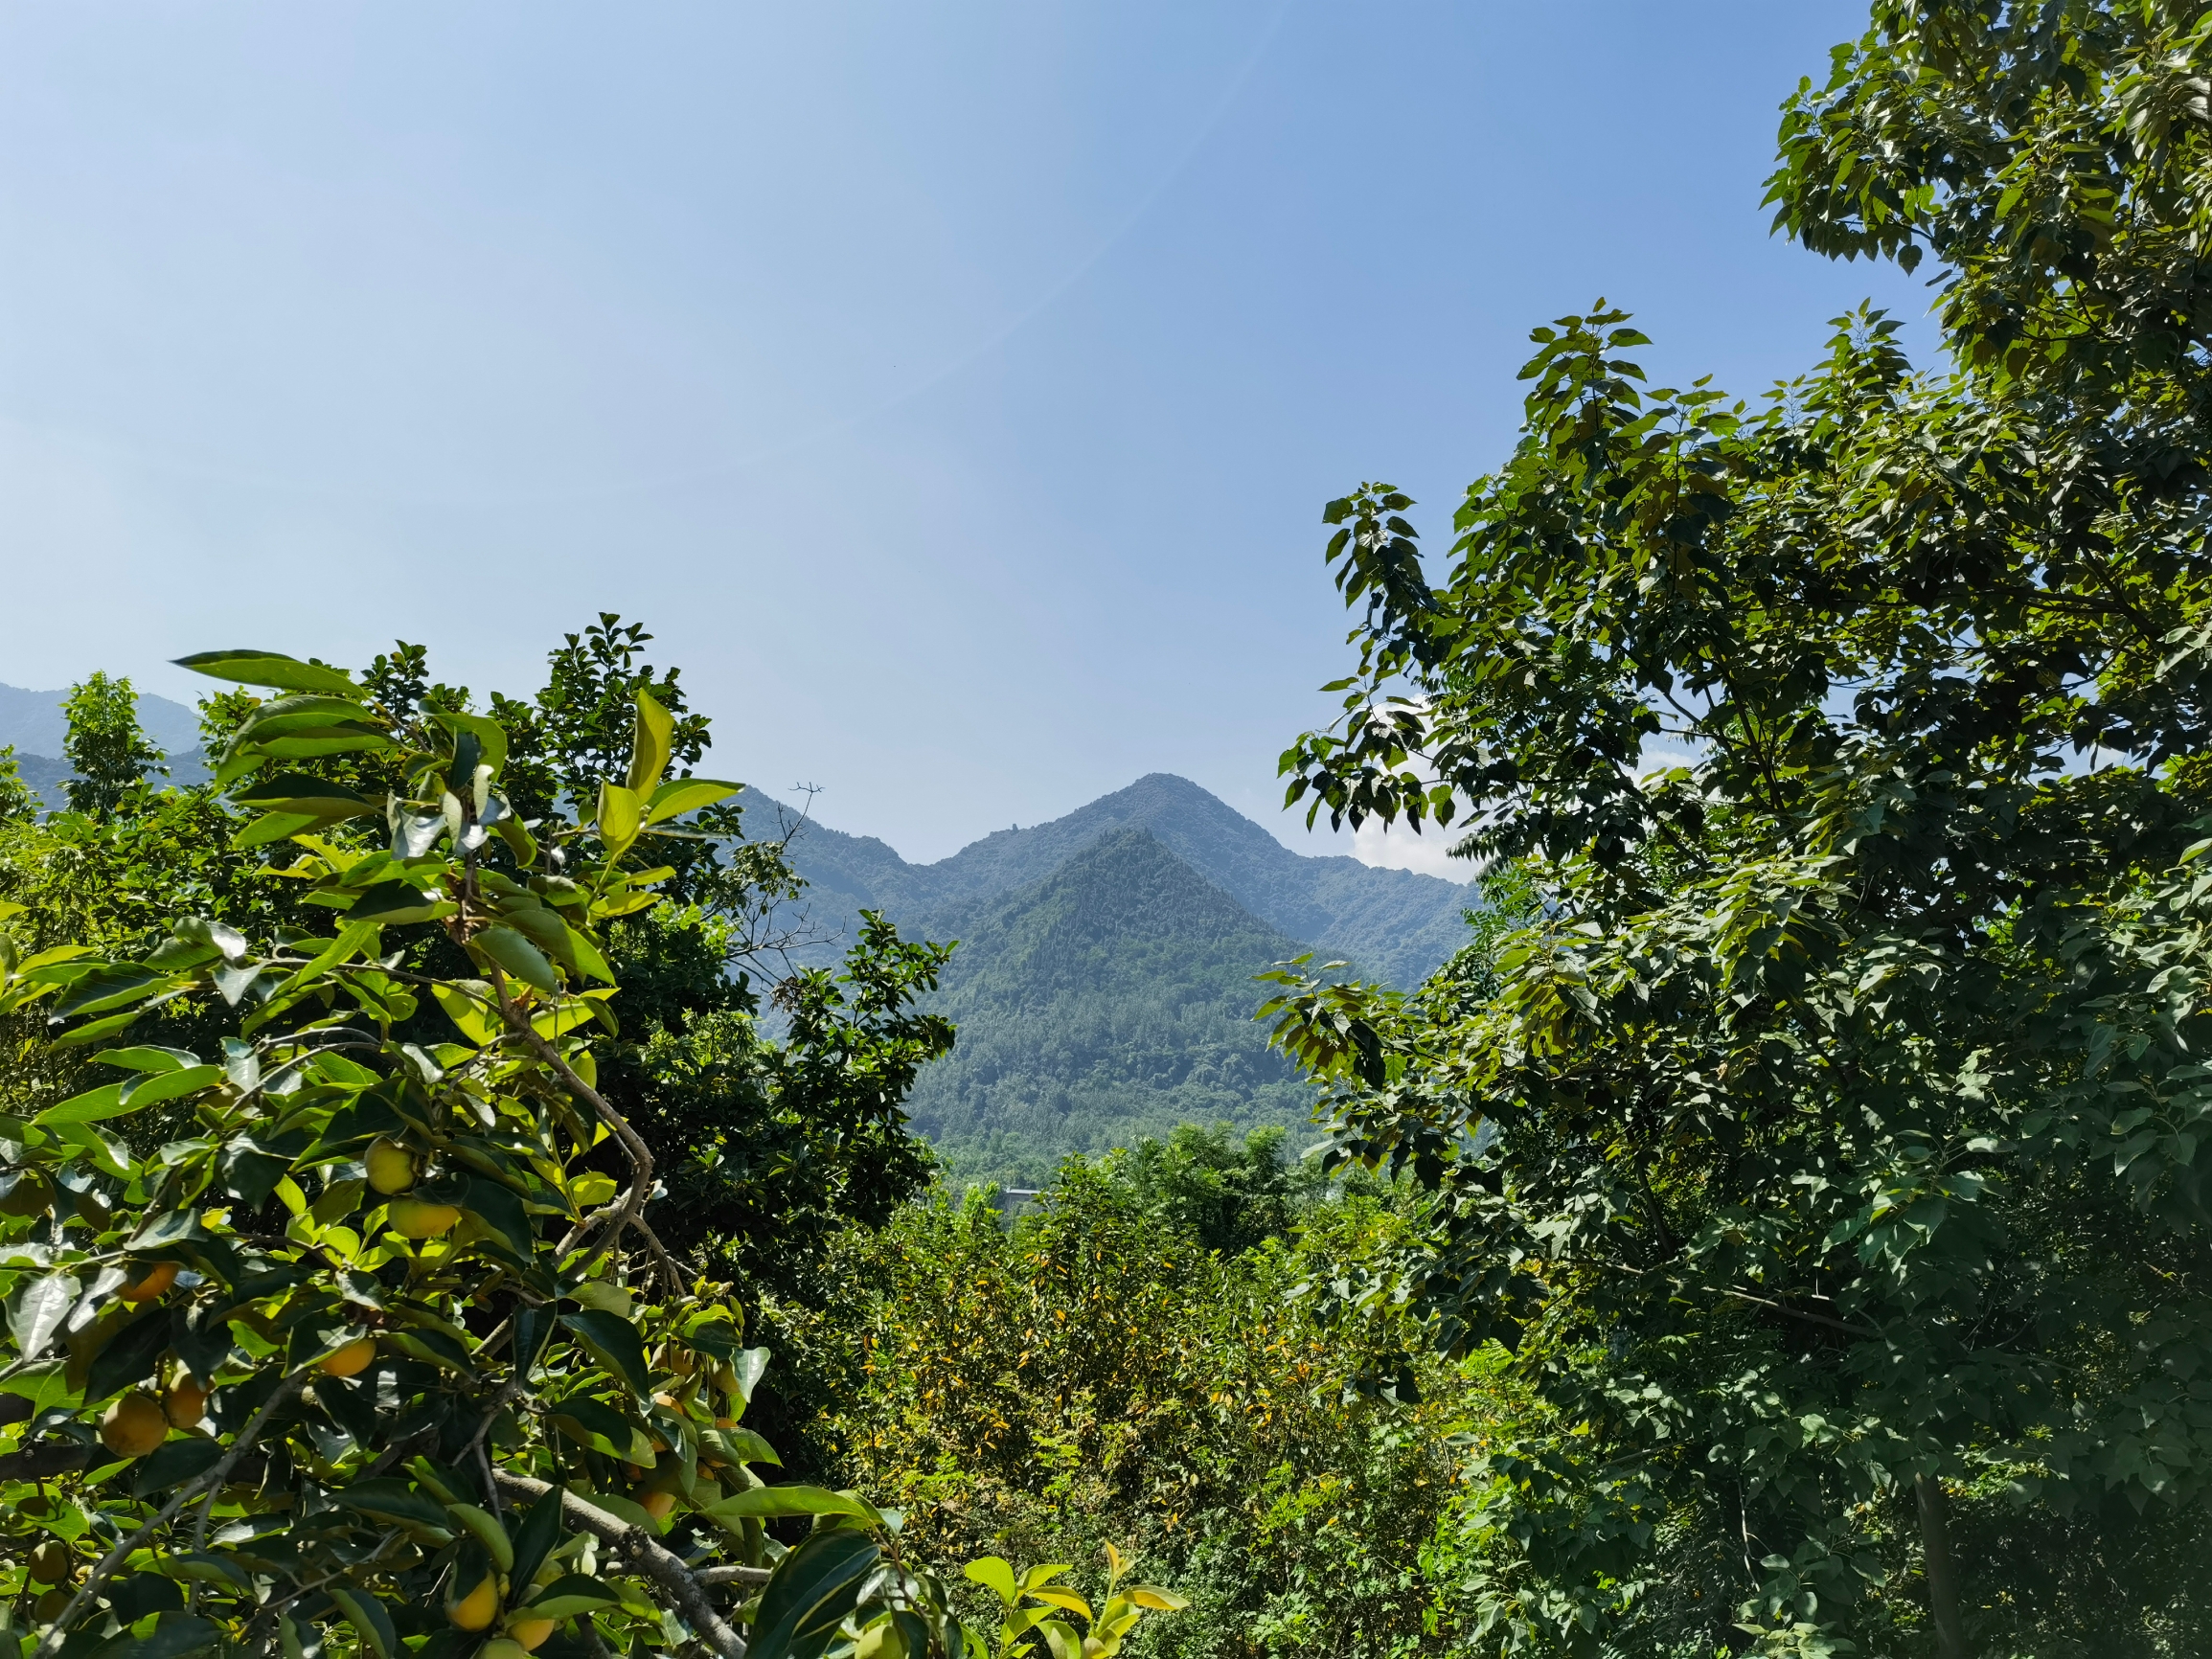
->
0;648;1180;1659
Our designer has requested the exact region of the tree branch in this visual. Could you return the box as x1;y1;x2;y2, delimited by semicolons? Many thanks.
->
490;1471;747;1659
489;970;657;1271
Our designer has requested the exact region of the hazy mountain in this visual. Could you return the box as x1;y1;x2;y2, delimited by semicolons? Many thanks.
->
769;772;1472;989
0;682;202;757
903;827;1321;1185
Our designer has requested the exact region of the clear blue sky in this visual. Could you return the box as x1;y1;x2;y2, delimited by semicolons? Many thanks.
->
0;2;1928;868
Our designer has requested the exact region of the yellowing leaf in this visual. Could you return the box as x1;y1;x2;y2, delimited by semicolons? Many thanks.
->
596;782;642;861
626;689;673;795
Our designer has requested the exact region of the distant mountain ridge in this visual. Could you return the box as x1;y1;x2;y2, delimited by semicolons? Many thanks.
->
904;826;1318;1182
0;682;202;757
0;681;209;810
761;772;1479;1184
769;772;1471;989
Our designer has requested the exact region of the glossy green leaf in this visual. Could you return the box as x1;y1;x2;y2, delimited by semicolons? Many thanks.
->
342;881;454;926
559;1307;650;1397
174;649;358;695
326;1584;399;1659
431;982;498;1045
748;1526;881;1659
521;1575;622;1621
644;777;740;825
474;925;559;995
231;774;382;820
435;711;509;780
595;782;642;860
706;1485;877;1525
91;1044;198;1074
963;1557;1018;1608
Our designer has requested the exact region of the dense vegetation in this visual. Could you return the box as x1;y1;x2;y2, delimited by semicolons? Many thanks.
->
1265;3;2212;1652
762;1125;1539;1659
0;632;1207;1659
11;4;2212;1657
898;830;1316;1189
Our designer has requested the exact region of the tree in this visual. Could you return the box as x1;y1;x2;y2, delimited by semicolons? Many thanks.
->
184;619;954;1300
1767;0;2212;431
0;647;1182;1659
784;1153;1483;1659
60;673;165;821
1264;7;2212;1643
0;750;40;827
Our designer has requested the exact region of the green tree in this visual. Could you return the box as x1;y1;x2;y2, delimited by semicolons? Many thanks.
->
1265;7;2212;1644
781;1152;1494;1659
0;647;1180;1659
1767;0;2212;428
59;673;165;821
1114;1125;1314;1260
174;619;953;1300
0;749;39;827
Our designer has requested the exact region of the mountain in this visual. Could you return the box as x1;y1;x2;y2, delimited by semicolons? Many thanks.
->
0;681;210;810
771;772;1472;989
901;827;1320;1185
0;683;202;757
756;774;1480;1185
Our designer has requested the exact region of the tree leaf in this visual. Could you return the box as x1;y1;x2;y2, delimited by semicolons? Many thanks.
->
645;778;741;825
100;1613;221;1659
435;711;509;781
963;1557;1018;1608
748;1527;882;1659
506;1491;568;1600
559;1308;650;1398
705;1485;878;1526
230;774;382;820
521;1575;622;1621
595;783;643;861
326;1584;399;1659
115;1067;223;1114
174;650;358;695
9;1271;80;1360
342;881;455;926
431;983;498;1045
93;1045;199;1075
626;689;673;796
474;926;559;996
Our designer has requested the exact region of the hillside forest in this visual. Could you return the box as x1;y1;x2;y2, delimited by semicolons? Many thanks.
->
8;4;2212;1657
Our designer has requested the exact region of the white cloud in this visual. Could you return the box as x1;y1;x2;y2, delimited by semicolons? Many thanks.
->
1350;816;1478;884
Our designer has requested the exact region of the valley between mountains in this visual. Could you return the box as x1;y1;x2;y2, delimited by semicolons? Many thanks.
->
758;772;1476;1184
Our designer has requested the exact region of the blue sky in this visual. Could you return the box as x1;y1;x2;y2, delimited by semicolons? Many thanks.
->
0;2;1928;869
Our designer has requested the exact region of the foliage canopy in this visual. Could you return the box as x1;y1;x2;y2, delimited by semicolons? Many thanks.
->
1270;2;2212;1651
0;642;1182;1659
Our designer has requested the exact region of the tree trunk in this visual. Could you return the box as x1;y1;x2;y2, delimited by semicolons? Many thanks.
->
1915;1473;1967;1659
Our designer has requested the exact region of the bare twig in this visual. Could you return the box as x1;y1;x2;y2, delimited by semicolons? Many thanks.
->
696;1564;774;1587
490;1471;747;1659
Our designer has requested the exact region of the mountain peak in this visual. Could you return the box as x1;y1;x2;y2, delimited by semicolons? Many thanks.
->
903;821;1317;1183
771;771;1472;988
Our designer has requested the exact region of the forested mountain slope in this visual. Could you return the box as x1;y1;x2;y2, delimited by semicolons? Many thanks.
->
901;826;1319;1183
769;771;1471;988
